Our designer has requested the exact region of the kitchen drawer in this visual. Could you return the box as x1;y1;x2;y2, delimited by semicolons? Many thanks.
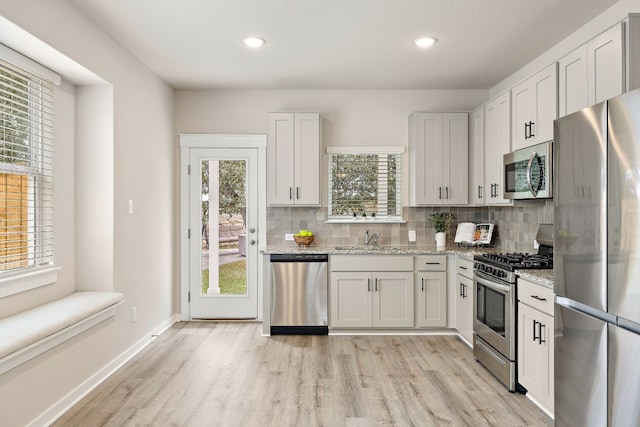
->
456;257;473;279
330;255;413;272
518;278;554;316
416;255;447;271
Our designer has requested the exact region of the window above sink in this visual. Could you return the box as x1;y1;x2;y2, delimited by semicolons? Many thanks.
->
326;146;404;223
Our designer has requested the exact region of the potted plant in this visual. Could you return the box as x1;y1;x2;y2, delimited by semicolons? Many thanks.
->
428;212;454;247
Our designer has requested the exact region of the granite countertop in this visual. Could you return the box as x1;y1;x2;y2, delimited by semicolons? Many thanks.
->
263;245;555;288
262;244;504;257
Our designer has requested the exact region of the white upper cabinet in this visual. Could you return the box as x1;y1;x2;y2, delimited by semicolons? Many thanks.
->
469;107;485;205
559;23;624;117
267;112;321;206
484;92;512;205
409;112;469;205
511;63;558;150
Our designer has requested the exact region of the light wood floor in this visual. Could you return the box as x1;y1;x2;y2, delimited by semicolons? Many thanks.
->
55;322;552;426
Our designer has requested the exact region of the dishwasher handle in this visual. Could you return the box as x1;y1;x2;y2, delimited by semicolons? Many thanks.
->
270;254;328;262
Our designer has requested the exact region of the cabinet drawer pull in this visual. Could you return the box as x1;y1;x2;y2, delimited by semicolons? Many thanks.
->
426;262;441;265
531;295;547;302
459;266;468;270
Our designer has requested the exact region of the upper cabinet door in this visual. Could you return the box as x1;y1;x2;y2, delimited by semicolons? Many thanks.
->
484;92;512;205
469;107;485;205
267;113;296;205
587;23;624;105
443;113;469;205
267;112;321;206
511;63;558;150
559;45;589;117
293;113;321;205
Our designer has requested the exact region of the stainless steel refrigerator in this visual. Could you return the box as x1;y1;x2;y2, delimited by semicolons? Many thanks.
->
554;88;640;426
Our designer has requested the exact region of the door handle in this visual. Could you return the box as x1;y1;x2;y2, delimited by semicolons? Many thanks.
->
539;323;546;344
529;121;535;138
421;278;424;292
289;187;293;200
524;122;529;139
439;187;442;199
367;278;371;292
478;185;482;199
462;283;467;299
296;186;300;199
375;278;378;292
532;320;539;342
446;187;449;199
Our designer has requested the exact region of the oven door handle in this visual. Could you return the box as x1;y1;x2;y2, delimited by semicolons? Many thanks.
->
474;272;511;294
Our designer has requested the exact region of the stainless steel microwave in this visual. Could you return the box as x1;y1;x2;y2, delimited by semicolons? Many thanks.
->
503;141;552;200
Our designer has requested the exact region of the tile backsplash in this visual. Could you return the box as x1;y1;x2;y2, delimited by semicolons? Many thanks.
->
267;200;553;253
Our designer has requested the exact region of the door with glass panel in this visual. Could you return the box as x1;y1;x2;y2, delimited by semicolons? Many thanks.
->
189;148;258;319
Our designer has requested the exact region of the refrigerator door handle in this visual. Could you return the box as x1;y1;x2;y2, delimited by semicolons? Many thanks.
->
617;317;640;335
555;296;617;324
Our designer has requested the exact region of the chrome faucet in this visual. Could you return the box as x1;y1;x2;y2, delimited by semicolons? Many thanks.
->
364;230;380;246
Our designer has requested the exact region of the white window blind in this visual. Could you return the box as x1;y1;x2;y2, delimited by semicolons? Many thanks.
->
327;148;403;220
0;56;55;275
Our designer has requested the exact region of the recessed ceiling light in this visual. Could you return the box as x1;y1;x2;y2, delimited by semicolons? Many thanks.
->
413;37;437;48
243;37;265;48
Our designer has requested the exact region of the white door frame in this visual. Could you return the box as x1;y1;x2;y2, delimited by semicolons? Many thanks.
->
179;134;267;321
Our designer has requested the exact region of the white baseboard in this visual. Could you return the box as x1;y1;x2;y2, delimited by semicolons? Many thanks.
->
28;314;179;427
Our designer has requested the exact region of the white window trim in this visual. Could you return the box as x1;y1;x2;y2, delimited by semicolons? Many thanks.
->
327;146;405;223
0;265;60;298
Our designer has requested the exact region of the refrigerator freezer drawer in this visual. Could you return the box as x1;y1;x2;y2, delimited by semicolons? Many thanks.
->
554;302;607;427
609;324;640;427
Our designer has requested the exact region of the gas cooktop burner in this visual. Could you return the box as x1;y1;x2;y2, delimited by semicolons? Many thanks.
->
474;252;553;271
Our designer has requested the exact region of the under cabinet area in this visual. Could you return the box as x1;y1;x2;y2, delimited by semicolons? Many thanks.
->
409;112;468;205
267;112;321;206
455;257;474;345
330;255;414;328
415;255;447;328
517;278;554;415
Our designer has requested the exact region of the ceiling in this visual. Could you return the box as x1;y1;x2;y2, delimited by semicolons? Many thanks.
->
71;0;620;90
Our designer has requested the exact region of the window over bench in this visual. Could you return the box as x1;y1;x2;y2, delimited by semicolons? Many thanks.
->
327;147;404;223
0;45;60;296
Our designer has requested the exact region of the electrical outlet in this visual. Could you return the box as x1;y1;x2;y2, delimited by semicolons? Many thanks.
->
285;233;295;241
408;230;417;242
132;306;137;323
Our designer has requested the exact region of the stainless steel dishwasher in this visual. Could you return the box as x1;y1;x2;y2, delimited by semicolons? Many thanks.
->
270;253;328;335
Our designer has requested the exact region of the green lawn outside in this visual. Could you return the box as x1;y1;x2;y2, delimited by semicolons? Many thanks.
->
202;260;247;295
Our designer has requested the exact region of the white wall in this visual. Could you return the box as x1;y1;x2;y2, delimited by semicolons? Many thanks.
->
0;1;176;425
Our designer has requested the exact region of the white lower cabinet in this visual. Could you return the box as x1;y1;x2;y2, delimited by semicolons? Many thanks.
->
330;256;414;328
517;278;554;415
416;255;447;328
455;257;474;345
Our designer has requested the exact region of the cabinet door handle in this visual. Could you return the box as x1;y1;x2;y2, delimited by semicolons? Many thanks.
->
460;283;464;297
539;323;546;344
493;184;498;198
289;187;293;200
524;122;530;139
531;295;547;302
446;187;449;199
375;278;378;292
421;278;424;292
439;187;442;199
296;187;300;199
367;278;371;292
463;283;467;299
529;121;535;138
478;185;482;199
532;319;539;341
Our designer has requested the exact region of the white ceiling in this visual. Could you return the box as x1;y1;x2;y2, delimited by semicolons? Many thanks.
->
71;0;620;90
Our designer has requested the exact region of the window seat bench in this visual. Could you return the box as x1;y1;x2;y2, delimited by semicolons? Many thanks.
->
0;291;124;375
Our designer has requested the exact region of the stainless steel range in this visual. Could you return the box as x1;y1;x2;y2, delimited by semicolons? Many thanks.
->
472;224;553;392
